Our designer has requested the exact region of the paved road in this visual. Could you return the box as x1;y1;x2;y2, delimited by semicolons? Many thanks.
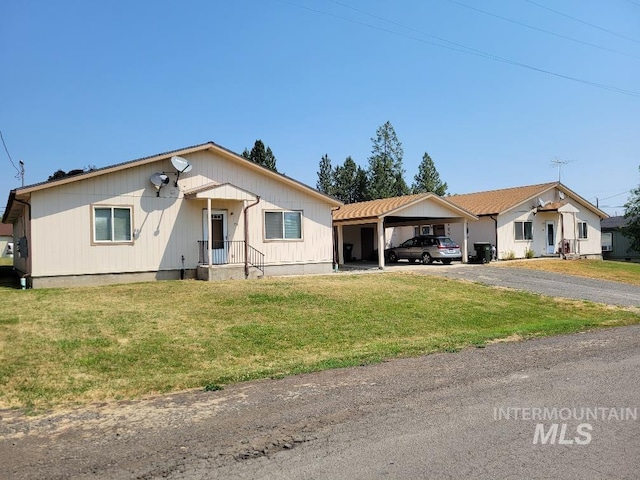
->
1;326;639;479
386;263;640;307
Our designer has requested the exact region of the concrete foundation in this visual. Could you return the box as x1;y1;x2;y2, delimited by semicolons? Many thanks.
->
25;262;334;288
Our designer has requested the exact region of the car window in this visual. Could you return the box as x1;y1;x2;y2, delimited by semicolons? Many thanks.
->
400;239;416;247
439;237;457;247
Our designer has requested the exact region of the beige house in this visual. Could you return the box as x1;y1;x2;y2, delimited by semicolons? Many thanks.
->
2;142;342;288
447;182;608;260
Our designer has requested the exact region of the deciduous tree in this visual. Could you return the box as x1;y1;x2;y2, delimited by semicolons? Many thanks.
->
622;166;640;252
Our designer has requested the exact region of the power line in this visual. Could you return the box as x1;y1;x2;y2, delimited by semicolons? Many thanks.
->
524;0;640;44
281;0;640;97
599;190;632;201
0;130;20;174
0;130;25;186
447;0;640;60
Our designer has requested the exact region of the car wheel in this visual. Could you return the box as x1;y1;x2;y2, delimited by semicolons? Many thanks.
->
388;251;398;263
421;253;433;265
442;259;452;265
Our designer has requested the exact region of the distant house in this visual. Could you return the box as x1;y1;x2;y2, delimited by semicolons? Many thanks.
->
601;216;640;261
447;182;608;260
0;223;12;258
1;142;342;288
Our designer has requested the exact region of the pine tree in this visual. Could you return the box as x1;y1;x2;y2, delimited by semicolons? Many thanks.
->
316;154;334;195
242;140;278;172
367;121;409;199
412;152;448;196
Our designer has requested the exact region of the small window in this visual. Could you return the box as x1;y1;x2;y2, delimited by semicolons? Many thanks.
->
265;211;302;240
578;222;588;239
93;206;132;243
515;221;533;241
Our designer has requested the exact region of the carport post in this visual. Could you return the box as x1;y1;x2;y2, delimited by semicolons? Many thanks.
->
462;220;468;263
337;224;344;265
377;218;385;269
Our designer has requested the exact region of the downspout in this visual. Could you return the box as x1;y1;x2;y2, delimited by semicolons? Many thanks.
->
243;196;261;278
15;198;32;281
331;206;341;271
489;214;498;259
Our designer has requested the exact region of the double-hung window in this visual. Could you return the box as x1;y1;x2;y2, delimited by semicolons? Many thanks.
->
578;222;588;239
514;221;533;241
93;206;133;243
264;211;302;240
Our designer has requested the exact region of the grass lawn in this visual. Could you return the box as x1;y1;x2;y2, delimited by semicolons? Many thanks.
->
497;259;640;286
1;273;638;412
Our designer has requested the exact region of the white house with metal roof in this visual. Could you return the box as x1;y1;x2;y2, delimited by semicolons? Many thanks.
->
2;142;342;288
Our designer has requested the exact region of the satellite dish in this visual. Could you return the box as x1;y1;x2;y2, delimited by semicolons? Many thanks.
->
170;156;192;186
150;173;170;196
559;191;565;200
538;198;547;207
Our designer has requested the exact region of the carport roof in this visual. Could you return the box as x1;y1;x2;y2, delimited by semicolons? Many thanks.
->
332;193;477;222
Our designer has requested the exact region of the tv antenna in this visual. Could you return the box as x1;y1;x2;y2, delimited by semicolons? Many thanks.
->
550;157;574;182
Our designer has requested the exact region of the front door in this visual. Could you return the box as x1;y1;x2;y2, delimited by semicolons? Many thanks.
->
203;209;228;264
546;221;555;254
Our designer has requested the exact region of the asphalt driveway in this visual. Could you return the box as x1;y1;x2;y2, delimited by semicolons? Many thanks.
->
410;264;640;307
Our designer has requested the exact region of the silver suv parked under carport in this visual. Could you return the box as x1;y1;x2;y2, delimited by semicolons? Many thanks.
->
384;235;462;265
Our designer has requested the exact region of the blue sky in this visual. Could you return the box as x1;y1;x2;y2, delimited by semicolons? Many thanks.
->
1;0;638;216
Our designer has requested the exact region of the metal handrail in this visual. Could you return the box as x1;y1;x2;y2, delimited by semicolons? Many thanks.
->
197;240;264;275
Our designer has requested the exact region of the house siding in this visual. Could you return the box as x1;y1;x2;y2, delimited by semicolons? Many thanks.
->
26;150;335;281
496;189;603;259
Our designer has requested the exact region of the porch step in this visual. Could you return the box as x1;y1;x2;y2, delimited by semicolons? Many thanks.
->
563;253;581;260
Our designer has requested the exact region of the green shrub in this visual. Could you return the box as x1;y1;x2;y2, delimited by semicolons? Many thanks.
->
503;250;516;261
525;249;535;259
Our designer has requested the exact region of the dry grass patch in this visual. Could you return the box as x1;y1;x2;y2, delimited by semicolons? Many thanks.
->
497;259;640;286
1;273;638;412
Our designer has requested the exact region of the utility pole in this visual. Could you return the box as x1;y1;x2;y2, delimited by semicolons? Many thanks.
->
19;160;24;186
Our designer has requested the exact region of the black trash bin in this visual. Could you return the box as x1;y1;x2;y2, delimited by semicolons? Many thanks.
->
343;243;354;262
474;242;492;264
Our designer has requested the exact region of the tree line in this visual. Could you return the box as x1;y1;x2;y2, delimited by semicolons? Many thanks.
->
316;121;447;203
239;122;447;205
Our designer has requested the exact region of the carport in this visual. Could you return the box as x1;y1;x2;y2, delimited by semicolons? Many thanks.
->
332;194;478;269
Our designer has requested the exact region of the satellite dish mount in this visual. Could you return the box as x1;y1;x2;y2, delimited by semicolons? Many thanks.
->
171;156;193;186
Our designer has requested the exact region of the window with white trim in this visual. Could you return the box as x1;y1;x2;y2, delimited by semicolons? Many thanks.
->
514;221;533;240
264;211;302;240
578;222;588;239
93;206;132;243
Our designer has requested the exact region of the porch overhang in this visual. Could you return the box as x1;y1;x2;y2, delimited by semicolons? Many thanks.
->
183;182;257;201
